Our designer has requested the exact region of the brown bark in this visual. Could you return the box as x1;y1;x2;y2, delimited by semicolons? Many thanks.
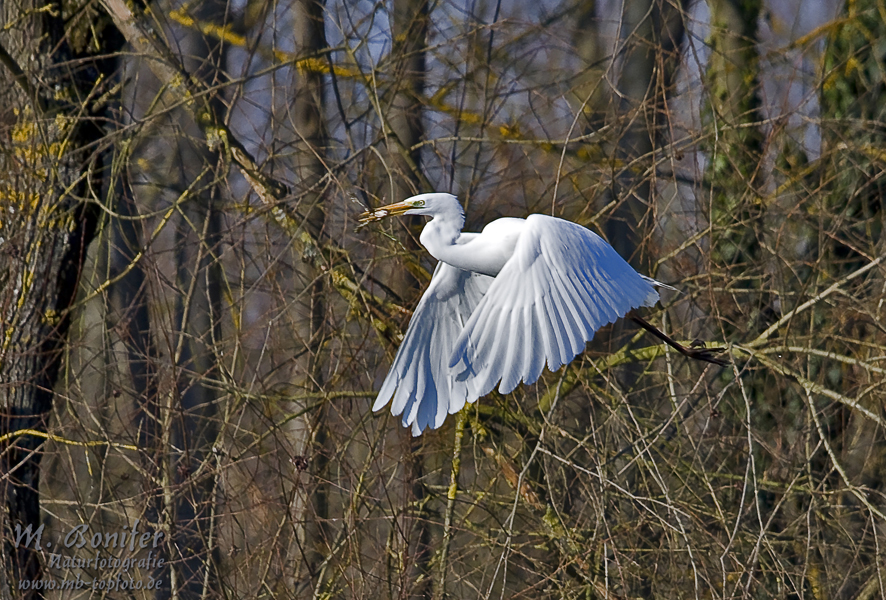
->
0;0;122;594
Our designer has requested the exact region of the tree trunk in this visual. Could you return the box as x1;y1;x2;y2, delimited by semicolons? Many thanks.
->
289;0;330;587
0;0;123;596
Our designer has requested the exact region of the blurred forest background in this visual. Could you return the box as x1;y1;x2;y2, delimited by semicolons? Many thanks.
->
1;0;885;597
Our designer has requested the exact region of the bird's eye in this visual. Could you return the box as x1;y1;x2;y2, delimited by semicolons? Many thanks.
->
412;199;425;207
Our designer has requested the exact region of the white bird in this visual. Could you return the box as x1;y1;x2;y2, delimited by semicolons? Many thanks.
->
360;192;724;435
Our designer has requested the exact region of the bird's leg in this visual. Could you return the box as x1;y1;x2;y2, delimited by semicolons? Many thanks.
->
629;315;728;366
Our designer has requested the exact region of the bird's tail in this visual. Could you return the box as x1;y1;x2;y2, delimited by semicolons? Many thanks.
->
641;275;679;292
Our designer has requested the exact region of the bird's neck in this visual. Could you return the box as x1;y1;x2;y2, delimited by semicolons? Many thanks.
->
421;213;511;277
419;209;465;260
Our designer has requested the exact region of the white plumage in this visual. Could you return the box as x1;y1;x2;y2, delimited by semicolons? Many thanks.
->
361;193;668;435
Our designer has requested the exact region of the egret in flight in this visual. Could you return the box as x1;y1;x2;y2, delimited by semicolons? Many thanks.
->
360;193;725;435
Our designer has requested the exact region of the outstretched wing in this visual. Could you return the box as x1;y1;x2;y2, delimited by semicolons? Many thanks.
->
373;262;492;435
449;214;659;398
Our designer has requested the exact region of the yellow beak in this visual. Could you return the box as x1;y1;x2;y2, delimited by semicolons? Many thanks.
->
357;201;414;224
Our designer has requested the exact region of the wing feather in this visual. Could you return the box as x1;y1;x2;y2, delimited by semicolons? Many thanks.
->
502;268;536;393
500;285;528;394
556;264;604;341
450;214;659;395
389;325;423;415
570;270;606;327
374;262;492;434
484;307;511;394
533;300;559;373
542;292;569;370
412;352;431;430
524;305;546;385
550;277;584;355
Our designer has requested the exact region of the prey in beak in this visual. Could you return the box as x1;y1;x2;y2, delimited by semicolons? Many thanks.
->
357;201;415;227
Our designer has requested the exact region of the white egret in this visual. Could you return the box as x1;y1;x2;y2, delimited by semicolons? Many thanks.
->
361;193;724;435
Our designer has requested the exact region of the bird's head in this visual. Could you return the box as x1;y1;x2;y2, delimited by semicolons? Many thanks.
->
358;193;461;224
